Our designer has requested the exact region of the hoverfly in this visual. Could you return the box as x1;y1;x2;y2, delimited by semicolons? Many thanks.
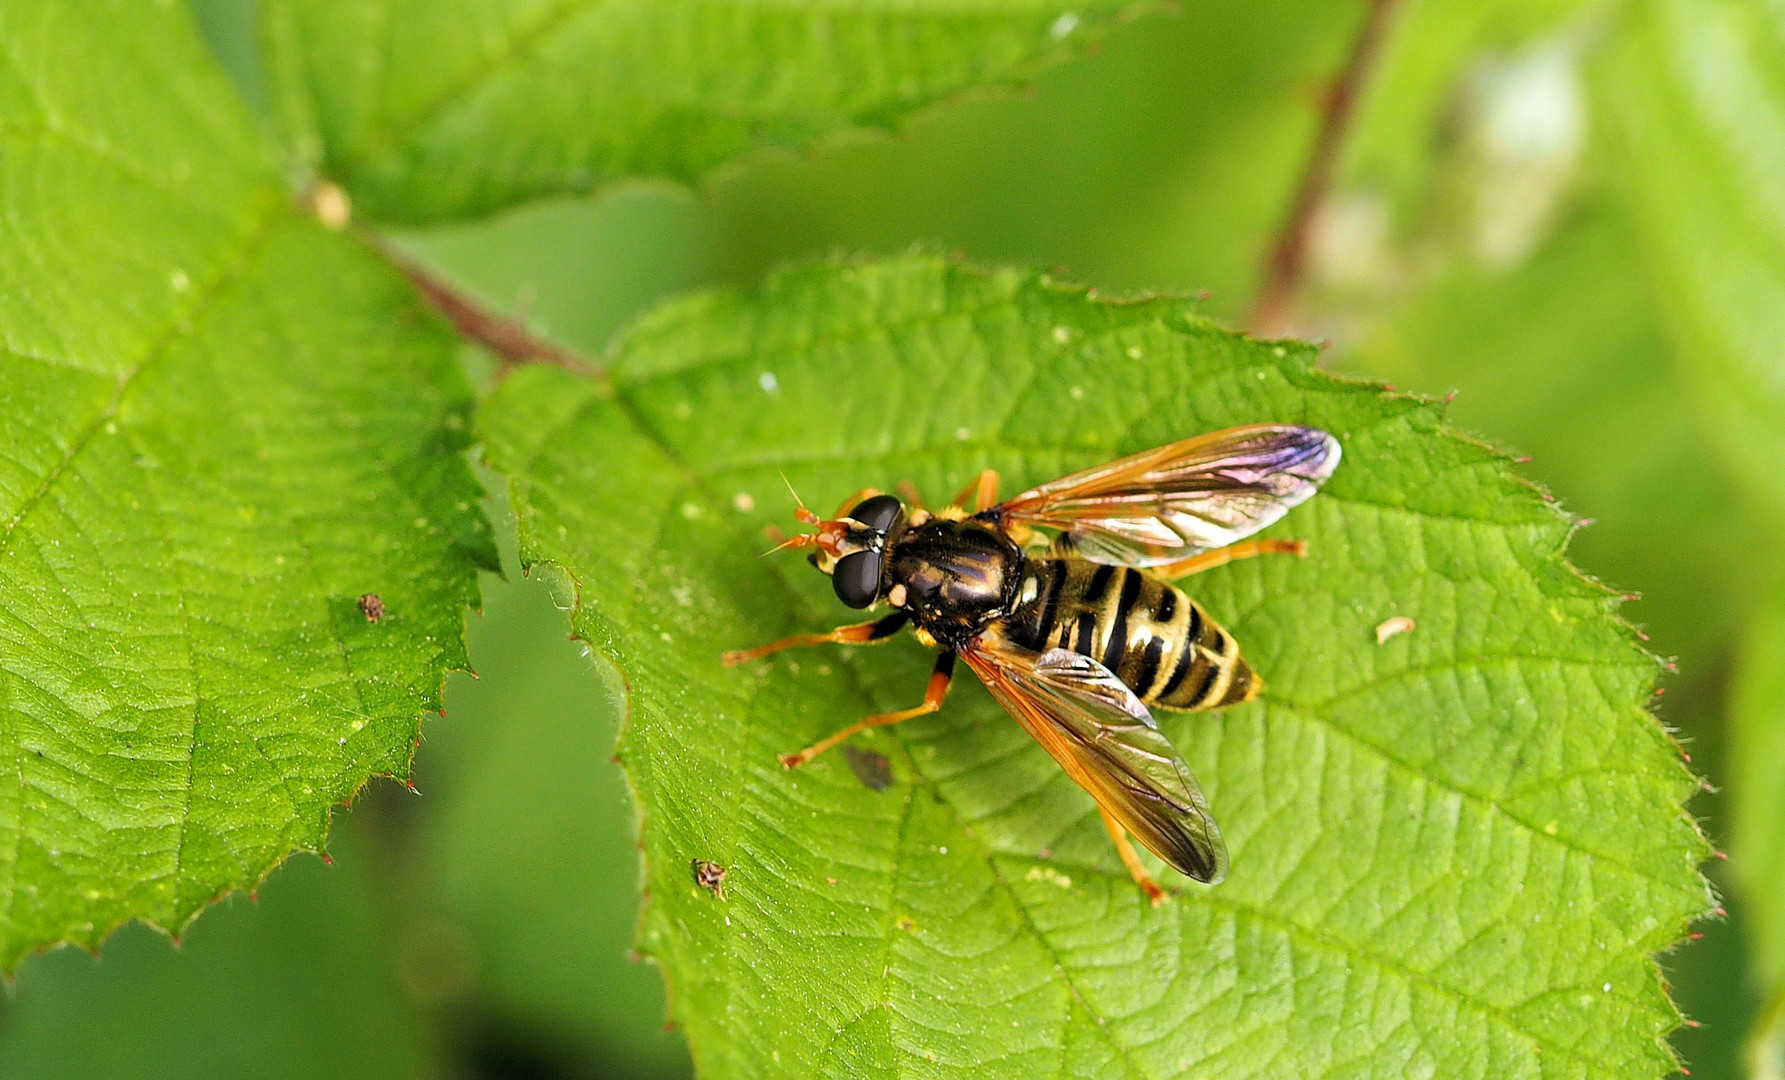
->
722;425;1340;902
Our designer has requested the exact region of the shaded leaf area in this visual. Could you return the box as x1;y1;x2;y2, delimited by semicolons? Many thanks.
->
260;0;1157;225
482;256;1708;1078
0;3;492;967
0;830;431;1080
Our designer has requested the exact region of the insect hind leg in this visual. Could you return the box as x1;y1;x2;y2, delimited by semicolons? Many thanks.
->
779;652;955;768
1154;538;1307;579
1098;807;1169;907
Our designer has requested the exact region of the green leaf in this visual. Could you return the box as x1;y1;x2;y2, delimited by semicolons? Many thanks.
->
259;0;1160;224
0;3;492;966
482;255;1709;1078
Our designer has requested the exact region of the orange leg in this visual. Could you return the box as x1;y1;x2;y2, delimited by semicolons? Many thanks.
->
947;469;1000;511
1154;538;1307;579
722;612;909;666
1099;807;1168;907
780;653;955;768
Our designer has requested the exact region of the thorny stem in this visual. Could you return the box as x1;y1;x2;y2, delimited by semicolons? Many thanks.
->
307;181;595;379
379;240;596;378
1248;0;1404;338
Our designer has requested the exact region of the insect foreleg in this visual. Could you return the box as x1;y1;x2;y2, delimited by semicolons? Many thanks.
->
895;480;929;511
778;652;956;768
1098;807;1169;907
1154;538;1307;579
946;469;1000;512
830;487;883;519
721;611;909;667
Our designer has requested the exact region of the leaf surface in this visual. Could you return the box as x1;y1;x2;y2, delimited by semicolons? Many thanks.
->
482;255;1709;1078
0;2;492;966
259;0;1158;224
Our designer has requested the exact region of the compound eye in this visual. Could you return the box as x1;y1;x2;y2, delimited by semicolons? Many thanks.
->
849;494;903;535
832;550;883;609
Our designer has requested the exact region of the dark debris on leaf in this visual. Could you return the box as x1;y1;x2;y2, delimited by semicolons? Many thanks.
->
692;859;727;899
843;746;893;791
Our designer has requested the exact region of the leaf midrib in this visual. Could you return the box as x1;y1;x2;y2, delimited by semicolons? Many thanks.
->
0;204;288;556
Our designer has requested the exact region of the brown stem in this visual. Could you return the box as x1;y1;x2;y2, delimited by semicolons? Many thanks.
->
1248;0;1404;337
363;230;595;378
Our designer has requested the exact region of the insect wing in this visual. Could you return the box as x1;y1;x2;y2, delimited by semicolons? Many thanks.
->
997;424;1339;566
962;640;1228;883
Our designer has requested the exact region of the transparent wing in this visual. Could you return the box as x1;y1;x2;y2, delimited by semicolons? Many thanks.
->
996;424;1339;566
962;638;1228;883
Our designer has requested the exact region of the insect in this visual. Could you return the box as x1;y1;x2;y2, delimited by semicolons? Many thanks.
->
722;424;1340;903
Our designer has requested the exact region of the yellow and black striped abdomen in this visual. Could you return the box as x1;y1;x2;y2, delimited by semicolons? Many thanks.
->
1009;558;1257;711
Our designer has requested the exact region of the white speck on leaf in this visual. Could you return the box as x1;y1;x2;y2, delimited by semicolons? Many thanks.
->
955;427;971;441
1050;12;1079;39
1052;325;1071;343
733;492;755;513
758;371;779;393
1375;616;1416;644
681;503;703;519
169;269;189;292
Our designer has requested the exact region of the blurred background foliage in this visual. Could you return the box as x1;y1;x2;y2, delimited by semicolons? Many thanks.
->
8;0;1775;1076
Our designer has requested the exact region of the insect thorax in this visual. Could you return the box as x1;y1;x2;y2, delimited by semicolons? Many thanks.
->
886;517;1025;647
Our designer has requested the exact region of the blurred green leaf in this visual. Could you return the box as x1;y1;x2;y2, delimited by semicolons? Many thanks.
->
0;2;493;966
0;826;432;1080
1735;583;1785;1055
1344;0;1602;230
482;255;1708;1077
418;551;691;1076
1598;0;1785;1066
259;0;1164;224
1598;0;1785;530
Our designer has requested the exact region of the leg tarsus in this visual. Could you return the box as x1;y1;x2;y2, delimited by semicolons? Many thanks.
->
722;612;909;666
1099;807;1168;907
1155;538;1307;579
780;653;955;767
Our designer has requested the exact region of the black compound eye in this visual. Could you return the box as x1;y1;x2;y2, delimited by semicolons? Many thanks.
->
832;550;883;609
849;494;903;535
